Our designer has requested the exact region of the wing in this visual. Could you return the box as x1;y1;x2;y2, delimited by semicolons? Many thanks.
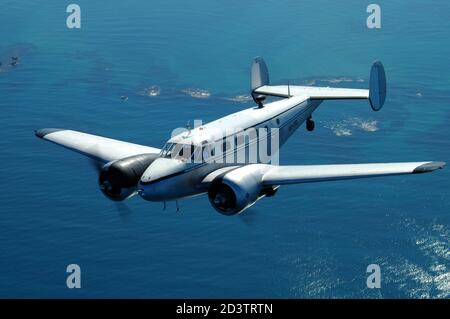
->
261;162;445;186
35;128;160;163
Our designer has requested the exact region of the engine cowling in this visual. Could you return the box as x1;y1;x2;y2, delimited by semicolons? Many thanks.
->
99;154;158;201
208;166;265;215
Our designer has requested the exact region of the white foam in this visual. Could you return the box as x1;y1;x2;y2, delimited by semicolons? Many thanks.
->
303;79;316;86
383;258;433;298
325;77;354;84
435;272;450;296
224;95;253;102
307;76;365;84
387;217;450;298
334;127;352;136
322;121;352;136
182;88;211;99
322;117;379;137
350;118;379;132
430;263;446;273
139;85;161;97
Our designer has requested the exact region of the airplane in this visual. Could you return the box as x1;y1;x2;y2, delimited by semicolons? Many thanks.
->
35;57;445;216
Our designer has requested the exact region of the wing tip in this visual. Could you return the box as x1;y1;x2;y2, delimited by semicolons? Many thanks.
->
413;161;446;174
35;128;65;138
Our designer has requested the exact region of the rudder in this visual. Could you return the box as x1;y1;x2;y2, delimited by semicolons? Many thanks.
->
251;56;269;91
369;61;387;111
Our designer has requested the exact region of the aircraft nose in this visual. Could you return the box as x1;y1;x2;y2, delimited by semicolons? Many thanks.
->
138;158;185;201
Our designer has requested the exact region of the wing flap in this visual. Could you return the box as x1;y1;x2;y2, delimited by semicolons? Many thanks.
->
262;162;445;186
35;128;160;163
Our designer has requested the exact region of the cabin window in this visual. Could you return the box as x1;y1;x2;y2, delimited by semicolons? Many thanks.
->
178;144;195;161
222;140;231;153
190;144;203;162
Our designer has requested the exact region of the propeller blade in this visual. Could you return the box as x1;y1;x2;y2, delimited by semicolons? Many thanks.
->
88;156;103;173
238;208;258;226
115;202;133;223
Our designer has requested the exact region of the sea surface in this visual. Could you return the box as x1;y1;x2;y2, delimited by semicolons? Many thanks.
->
0;0;449;298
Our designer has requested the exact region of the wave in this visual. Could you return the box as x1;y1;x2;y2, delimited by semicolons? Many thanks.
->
322;117;379;136
302;76;365;85
350;117;379;132
381;217;450;298
138;85;161;97
333;126;352;137
324;77;361;84
181;88;211;99
223;95;253;102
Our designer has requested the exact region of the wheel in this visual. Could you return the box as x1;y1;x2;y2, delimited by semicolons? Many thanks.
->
306;118;315;131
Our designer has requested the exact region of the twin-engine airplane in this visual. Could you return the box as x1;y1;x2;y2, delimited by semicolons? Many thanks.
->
35;57;445;215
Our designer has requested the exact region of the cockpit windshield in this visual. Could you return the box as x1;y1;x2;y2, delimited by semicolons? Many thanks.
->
159;143;176;158
160;143;197;161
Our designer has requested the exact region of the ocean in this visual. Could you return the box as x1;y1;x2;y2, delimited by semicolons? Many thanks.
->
0;0;449;298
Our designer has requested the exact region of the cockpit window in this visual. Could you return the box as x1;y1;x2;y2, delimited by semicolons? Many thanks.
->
160;143;197;161
160;143;176;158
160;142;219;163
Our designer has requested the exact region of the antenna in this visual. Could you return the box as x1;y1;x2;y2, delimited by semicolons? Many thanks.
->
185;121;191;136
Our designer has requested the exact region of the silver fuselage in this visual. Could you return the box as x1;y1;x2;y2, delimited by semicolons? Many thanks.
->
138;97;321;201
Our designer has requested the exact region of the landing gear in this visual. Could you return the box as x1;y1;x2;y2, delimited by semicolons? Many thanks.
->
306;116;315;132
162;200;180;212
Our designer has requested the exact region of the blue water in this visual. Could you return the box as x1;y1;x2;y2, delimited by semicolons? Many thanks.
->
0;0;449;298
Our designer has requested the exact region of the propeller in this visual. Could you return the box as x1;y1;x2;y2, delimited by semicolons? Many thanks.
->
115;201;133;223
238;208;258;226
86;146;134;221
88;155;103;173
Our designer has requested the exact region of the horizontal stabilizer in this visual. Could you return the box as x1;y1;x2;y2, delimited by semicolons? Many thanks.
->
255;85;369;100
251;57;387;111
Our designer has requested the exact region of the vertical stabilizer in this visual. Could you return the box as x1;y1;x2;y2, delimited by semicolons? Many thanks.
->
251;57;270;107
369;61;387;111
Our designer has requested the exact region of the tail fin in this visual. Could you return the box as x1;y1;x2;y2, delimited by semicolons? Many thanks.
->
369;61;387;111
250;57;387;112
251;57;269;91
251;57;270;107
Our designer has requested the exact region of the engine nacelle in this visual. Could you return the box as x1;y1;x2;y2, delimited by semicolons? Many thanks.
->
208;166;266;215
99;154;158;201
